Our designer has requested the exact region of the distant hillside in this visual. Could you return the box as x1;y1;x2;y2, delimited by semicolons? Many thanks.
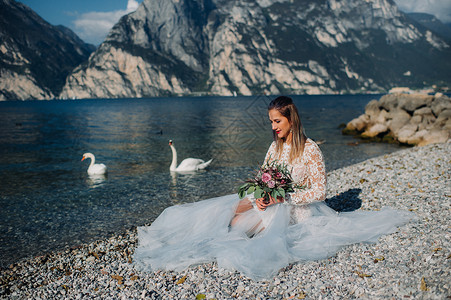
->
2;0;451;100
408;12;451;42
0;0;95;100
60;0;451;99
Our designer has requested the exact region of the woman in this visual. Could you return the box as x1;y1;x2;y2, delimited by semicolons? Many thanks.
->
133;96;414;280
230;96;326;235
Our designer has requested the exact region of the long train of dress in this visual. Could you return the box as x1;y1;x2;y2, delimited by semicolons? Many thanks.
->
133;194;415;280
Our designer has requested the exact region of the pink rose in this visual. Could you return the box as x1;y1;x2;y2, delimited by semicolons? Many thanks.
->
267;180;275;188
262;172;271;183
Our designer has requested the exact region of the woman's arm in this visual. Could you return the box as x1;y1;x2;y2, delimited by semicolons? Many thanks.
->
253;142;280;211
263;142;276;164
288;142;326;205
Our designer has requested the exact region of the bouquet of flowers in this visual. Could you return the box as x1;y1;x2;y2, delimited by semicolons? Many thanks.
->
238;158;303;204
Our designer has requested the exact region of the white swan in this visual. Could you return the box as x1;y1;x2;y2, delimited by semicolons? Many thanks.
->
169;140;212;172
81;153;107;175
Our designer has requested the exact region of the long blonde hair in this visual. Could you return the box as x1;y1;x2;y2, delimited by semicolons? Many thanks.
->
268;96;306;163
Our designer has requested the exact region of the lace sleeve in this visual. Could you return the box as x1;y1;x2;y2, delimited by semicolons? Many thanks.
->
287;141;326;205
263;142;276;164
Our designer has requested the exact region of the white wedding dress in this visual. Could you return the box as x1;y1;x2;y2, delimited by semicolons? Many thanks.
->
133;139;415;280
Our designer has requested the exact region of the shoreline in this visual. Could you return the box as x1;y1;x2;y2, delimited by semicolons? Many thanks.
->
1;142;450;299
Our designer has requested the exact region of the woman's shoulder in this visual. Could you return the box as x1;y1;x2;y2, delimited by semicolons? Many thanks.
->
305;138;317;148
268;141;276;150
304;138;323;155
265;141;277;158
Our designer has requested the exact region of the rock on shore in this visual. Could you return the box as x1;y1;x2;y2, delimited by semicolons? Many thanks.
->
343;93;451;146
0;142;450;299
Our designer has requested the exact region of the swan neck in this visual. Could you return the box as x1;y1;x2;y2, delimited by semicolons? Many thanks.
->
84;154;96;168
170;145;177;171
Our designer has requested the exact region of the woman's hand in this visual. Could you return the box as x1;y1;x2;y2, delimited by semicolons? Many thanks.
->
235;198;253;214
255;194;284;211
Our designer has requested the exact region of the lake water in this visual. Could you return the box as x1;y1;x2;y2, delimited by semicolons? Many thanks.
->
0;95;405;267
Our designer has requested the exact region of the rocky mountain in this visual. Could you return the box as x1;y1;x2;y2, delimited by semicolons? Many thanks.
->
407;13;451;43
59;0;451;99
0;0;95;100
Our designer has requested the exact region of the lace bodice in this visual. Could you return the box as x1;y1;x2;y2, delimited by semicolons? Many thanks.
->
264;138;326;222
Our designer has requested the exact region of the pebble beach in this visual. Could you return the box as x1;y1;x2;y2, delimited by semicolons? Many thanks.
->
1;141;449;299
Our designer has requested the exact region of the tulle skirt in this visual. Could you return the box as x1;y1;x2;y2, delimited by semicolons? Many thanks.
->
133;194;415;280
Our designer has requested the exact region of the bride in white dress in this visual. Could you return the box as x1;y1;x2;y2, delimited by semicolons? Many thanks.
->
133;96;415;280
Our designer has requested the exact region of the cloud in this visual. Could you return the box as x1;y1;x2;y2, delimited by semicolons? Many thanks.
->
73;0;140;45
394;0;451;23
127;0;140;11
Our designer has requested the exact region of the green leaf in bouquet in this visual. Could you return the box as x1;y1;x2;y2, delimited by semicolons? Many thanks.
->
238;183;251;198
247;185;256;194
239;183;249;190
254;187;263;199
278;188;285;198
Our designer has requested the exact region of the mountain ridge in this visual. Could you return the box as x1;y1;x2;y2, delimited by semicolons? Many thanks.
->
407;12;451;43
60;0;451;99
0;0;95;100
1;0;451;100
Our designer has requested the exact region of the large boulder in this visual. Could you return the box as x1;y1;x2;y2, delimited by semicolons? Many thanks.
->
413;107;437;130
417;129;450;146
397;123;418;143
364;99;381;119
386;109;411;135
344;114;369;132
398;94;433;113
379;94;399;111
343;93;451;146
435;109;451;126
362;123;389;138
431;95;451;116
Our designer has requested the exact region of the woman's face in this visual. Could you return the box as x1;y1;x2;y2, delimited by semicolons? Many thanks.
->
269;109;292;139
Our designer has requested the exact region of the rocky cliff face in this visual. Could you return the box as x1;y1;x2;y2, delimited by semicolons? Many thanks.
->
408;13;451;43
61;0;451;99
0;0;95;100
34;0;451;98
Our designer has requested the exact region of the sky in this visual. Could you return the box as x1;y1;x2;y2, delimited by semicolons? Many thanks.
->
18;0;142;45
17;0;451;46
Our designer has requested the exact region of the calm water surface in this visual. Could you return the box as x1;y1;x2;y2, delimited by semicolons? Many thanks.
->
0;95;405;267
